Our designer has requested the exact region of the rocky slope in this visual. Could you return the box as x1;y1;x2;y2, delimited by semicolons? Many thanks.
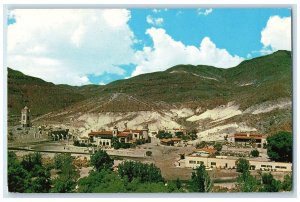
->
8;50;292;140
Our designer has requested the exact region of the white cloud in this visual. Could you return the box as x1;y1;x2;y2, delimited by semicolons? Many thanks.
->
132;28;244;76
260;16;291;52
7;9;135;86
152;9;168;13
197;8;213;16
152;9;161;13
146;15;164;26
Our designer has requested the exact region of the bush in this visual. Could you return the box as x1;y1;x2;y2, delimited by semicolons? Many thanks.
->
213;143;222;152
196;141;207;148
260;172;281;192
146;151;152;156
156;131;173;139
73;140;80;146
250;149;259;157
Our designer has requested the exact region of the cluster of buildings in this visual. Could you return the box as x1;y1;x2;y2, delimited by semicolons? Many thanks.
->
78;125;150;148
178;151;292;172
175;132;291;172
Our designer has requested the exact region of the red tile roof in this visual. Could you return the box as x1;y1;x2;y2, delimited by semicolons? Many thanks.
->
234;136;262;140
117;133;131;137
123;129;142;133
88;131;113;136
194;147;217;155
228;133;265;139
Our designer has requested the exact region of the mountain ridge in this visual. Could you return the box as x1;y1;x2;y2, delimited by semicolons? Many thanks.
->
8;50;292;137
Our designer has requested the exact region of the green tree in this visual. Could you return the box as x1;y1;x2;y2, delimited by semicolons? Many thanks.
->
90;150;114;171
260;172;281;192
52;153;79;193
236;171;260;192
189;163;212;192
281;174;292;191
118;161;164;183
21;152;42;171
78;169;126;193
175;178;182;190
7;152;30;192
52;177;78;193
235;158;250;173
112;137;120;149
126;178;169;193
250;149;259;157
27;167;51;193
267;131;292;162
8;152;51;193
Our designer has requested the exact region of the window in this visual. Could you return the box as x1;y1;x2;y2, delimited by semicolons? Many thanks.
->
211;162;216;166
189;160;196;164
23;116;25;120
106;142;109;145
275;166;287;169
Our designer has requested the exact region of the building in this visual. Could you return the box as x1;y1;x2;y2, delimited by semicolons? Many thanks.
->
160;137;181;146
193;147;217;157
122;129;143;142
21;106;30;127
227;133;267;148
78;136;89;144
88;131;114;148
182;153;292;172
87;125;150;148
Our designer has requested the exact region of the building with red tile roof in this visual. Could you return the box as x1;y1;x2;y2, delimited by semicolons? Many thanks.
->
86;125;150;148
227;133;267;148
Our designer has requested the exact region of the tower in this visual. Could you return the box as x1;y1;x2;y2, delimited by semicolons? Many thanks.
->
142;124;149;142
21;106;30;128
113;126;118;137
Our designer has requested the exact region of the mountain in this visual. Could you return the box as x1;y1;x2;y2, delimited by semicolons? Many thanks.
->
8;50;292;139
7;68;103;125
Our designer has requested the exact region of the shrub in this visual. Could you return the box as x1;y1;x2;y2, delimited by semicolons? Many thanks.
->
250;149;259;157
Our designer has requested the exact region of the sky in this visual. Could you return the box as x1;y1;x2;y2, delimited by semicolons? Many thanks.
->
6;8;291;86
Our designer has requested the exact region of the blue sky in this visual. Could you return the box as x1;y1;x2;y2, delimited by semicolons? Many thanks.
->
7;8;291;86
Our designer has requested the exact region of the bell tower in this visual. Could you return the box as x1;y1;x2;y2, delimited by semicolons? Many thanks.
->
21;106;30;127
113;126;118;137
